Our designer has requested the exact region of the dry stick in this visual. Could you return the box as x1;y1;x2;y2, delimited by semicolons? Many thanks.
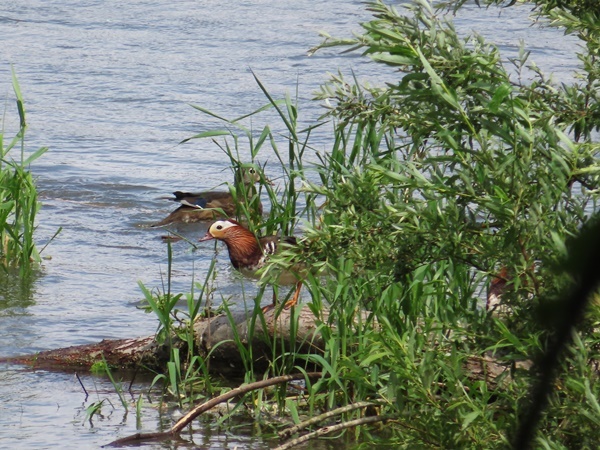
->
274;415;391;450
105;371;322;447
278;400;376;439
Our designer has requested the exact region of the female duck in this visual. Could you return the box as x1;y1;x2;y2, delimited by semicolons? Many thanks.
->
152;165;266;227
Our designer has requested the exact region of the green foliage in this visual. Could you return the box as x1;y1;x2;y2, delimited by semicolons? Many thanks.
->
310;0;599;318
144;0;600;447
470;0;600;142
101;354;129;411
1;70;48;274
295;0;600;447
84;400;106;426
139;242;182;345
184;69;323;238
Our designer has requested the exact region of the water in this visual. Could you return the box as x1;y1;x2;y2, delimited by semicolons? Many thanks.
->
0;1;581;448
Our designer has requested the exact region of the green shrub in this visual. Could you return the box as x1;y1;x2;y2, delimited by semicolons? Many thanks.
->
152;0;600;447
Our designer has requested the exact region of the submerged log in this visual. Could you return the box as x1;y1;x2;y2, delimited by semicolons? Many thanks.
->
3;335;167;372
1;305;325;375
2;301;530;388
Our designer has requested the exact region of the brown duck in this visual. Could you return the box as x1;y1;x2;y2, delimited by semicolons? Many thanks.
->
199;219;303;308
152;165;266;227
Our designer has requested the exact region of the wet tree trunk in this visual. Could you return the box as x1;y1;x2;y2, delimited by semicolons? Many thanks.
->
2;302;526;386
1;305;325;376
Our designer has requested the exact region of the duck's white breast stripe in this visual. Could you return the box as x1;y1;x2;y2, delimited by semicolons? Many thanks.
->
264;241;277;255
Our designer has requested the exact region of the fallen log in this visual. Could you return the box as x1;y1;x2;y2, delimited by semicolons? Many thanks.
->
2;335;166;372
0;305;325;375
1;300;530;389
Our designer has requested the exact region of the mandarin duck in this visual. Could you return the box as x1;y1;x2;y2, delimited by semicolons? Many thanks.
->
198;219;303;309
152;165;266;227
486;267;509;312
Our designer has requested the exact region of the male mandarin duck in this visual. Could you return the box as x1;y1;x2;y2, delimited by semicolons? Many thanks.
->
151;165;267;227
199;219;303;309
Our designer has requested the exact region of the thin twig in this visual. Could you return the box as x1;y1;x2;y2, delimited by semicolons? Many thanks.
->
105;371;322;447
274;414;390;450
75;372;88;399
127;365;139;393
278;400;376;439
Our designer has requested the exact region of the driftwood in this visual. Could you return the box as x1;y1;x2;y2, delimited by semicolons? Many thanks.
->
199;305;326;374
3;335;167;372
1;305;326;375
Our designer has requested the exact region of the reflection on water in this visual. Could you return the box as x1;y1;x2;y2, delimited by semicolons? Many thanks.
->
0;366;273;449
0;270;39;312
0;0;582;448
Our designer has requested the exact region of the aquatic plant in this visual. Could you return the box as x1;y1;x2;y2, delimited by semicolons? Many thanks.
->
0;70;48;275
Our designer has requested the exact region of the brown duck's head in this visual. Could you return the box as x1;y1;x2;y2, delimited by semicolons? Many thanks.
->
198;219;253;243
199;219;263;269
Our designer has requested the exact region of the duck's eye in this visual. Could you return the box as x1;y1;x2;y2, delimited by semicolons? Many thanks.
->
216;225;223;230
249;168;255;174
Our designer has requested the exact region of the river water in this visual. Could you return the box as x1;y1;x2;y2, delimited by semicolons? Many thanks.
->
0;1;580;448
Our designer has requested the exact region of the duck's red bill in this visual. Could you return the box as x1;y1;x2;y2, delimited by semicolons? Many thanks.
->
198;232;215;242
